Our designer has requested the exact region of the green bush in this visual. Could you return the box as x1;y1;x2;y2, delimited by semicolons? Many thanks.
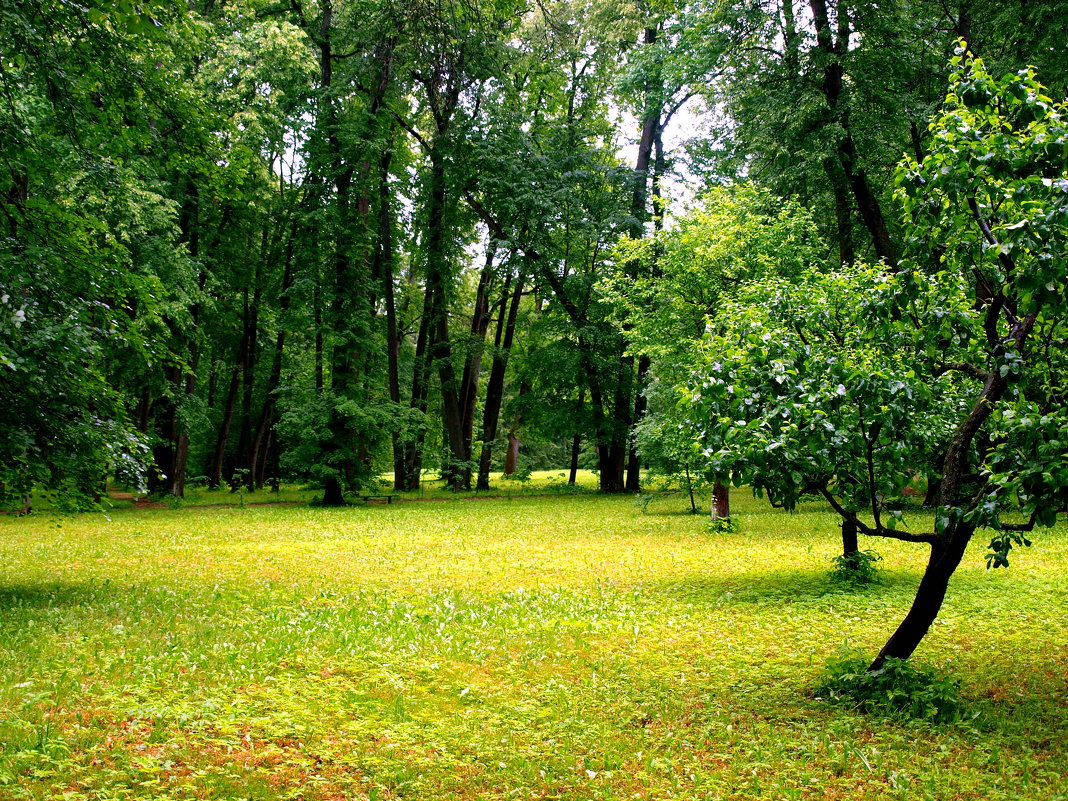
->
817;650;967;723
707;516;738;533
830;549;882;584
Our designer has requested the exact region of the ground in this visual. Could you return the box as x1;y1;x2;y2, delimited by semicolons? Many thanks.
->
0;478;1065;800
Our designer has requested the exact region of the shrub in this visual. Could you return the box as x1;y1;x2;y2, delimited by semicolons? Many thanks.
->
816;650;967;723
830;549;882;584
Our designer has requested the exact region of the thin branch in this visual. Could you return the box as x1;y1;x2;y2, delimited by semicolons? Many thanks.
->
391;109;429;151
863;417;883;530
867;527;938;544
968;196;1017;276
999;510;1039;532
818;486;873;534
935;362;989;381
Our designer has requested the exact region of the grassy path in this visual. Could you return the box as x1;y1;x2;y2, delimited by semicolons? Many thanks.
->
1;493;1065;800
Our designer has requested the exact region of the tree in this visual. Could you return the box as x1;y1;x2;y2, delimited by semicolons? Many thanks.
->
0;0;200;507
687;51;1068;668
609;183;824;517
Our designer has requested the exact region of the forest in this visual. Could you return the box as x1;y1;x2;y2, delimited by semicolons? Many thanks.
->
2;0;1065;506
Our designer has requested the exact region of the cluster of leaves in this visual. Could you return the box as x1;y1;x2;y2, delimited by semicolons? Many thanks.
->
830;550;882;585
817;651;967;724
684;266;971;521
896;52;1068;546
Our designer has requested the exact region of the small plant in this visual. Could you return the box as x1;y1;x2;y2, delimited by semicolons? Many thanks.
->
816;649;967;723
503;466;532;483
707;516;738;533
830;549;882;584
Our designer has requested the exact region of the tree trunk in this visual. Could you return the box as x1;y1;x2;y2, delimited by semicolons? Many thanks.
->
709;479;730;521
234;275;261;488
455;243;497;490
870;524;973;668
503;380;531;476
597;445;626;493
568;387;585;486
809;0;896;267
321;475;346;506
209;340;244;489
374;147;404;491
841;516;859;557
625;353;650;491
403;281;437;491
250;220;296;490
421;151;467;491
504;430;520;475
476;270;524;490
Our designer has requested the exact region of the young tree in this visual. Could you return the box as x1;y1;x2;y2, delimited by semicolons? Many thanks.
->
609;183;824;517
688;52;1068;668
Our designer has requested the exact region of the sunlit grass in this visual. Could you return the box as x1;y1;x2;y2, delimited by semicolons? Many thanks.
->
1;491;1065;800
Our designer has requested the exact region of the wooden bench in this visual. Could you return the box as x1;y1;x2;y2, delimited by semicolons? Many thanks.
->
358;494;397;504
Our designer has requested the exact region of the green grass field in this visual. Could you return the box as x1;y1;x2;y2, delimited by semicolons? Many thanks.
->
1;484;1066;800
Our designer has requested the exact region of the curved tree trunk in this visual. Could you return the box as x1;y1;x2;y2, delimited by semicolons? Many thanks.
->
870;523;973;668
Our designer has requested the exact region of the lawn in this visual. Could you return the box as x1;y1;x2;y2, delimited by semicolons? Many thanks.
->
1;487;1066;800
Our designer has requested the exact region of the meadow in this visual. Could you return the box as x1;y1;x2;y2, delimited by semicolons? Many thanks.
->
1;477;1066;800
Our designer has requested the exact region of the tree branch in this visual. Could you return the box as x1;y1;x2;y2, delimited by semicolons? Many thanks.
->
935;361;989;381
968;196;1017;276
998;511;1038;532
867;527;938;544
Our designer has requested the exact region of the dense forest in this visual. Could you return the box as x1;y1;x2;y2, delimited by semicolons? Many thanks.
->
1;0;1066;509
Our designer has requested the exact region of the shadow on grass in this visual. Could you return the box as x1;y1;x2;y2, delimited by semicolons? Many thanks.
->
647;568;920;606
0;582;112;610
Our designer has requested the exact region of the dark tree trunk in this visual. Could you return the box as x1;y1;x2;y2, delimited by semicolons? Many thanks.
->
249;217;297;489
375;148;404;492
872;305;1036;667
422;153;466;491
455;244;497;490
321;476;346;506
625;354;650;491
504;430;520;475
598;443;627;493
841;516;859;556
476;270;524;490
810;0;896;267
209;339;244;489
234;275;261;487
569;432;582;485
870;524;972;667
568;388;585;486
685;463;697;514
824;156;855;267
402;282;437;491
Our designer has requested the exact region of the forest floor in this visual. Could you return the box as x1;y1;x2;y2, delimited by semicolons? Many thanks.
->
0;488;1066;800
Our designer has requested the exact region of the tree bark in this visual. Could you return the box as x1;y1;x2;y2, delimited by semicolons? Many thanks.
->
841;516;859;557
710;479;730;521
809;0;896;266
402;281;437;491
476;270;524;490
455;243;497;490
503;380;531;476
870;524;972;666
568;387;585;485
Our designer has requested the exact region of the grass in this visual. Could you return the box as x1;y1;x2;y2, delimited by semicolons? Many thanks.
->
0;487;1066;800
43;470;604;512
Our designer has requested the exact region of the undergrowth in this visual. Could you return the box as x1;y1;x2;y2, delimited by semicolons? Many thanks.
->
817;649;968;723
830;549;883;584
